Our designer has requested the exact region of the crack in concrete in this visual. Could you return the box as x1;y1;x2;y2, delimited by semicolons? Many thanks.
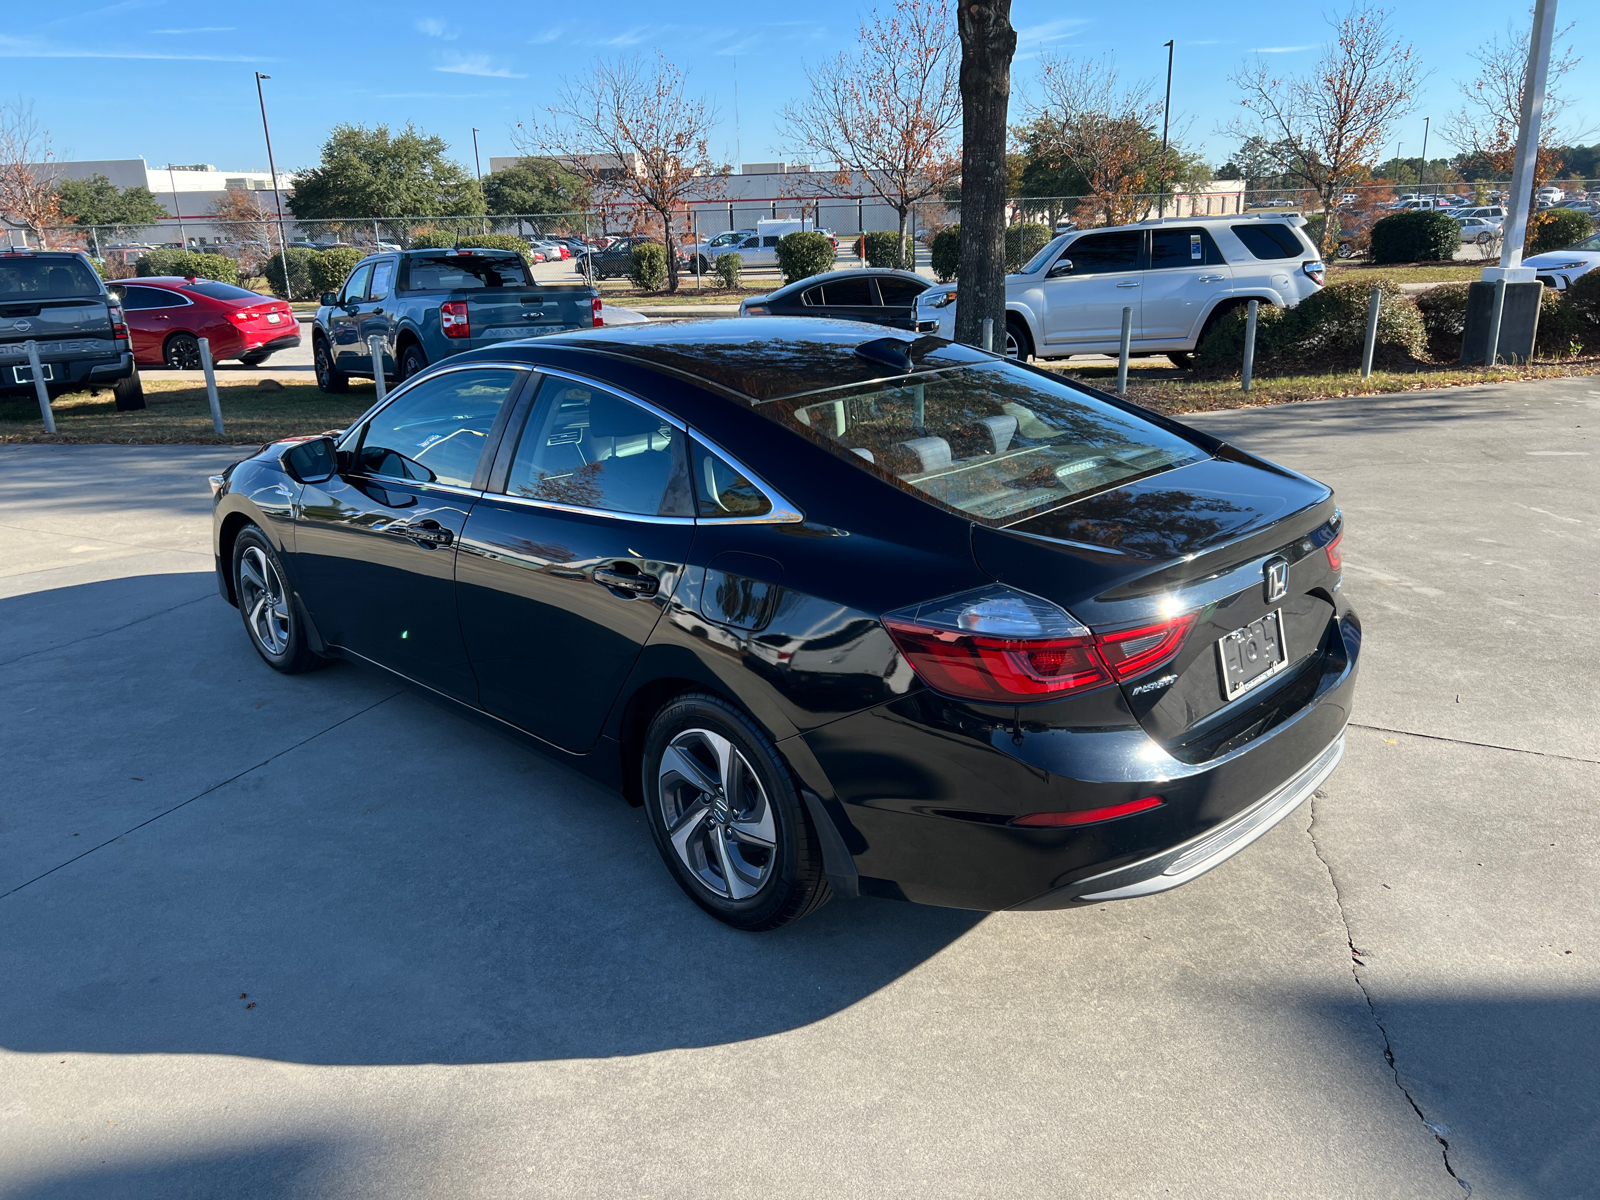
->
1308;793;1472;1196
1350;722;1599;766
0;691;403;901
0;594;211;669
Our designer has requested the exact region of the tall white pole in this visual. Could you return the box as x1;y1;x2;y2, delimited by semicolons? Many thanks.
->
1494;0;1558;277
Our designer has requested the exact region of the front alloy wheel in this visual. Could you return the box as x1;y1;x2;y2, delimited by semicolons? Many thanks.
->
658;728;777;901
238;544;291;658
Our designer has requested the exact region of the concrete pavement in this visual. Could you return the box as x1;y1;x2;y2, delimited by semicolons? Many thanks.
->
1;376;1595;1197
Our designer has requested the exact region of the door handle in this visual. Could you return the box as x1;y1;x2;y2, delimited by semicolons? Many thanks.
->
1116;280;1140;288
594;566;660;596
393;521;453;548
1197;274;1226;282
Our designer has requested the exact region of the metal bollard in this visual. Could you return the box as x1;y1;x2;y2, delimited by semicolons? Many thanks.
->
1360;286;1381;378
24;340;56;434
1484;278;1507;367
197;337;224;435
369;335;387;400
981;318;994;352
1241;300;1260;392
1116;306;1133;393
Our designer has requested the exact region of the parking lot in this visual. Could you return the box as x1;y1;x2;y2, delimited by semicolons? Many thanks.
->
1;377;1595;1197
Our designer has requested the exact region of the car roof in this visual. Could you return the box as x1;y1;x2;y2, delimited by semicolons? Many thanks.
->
760;268;931;301
534;317;994;402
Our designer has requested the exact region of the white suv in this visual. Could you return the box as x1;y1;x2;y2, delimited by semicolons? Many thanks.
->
916;215;1325;366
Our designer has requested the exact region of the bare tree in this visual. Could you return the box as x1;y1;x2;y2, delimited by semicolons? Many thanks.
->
518;54;717;293
1229;4;1421;259
0;99;65;245
211;189;282;281
1441;17;1583;192
780;0;961;269
954;0;1017;348
1029;56;1169;227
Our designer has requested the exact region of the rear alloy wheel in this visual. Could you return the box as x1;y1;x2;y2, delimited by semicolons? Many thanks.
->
163;333;202;370
643;694;830;931
398;343;428;381
313;336;348;394
232;526;325;674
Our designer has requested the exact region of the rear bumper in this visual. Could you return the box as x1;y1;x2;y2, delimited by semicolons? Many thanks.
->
241;330;302;356
0;349;133;393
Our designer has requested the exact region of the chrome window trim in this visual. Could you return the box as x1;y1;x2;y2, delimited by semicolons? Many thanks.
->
489;492;697;526
356;476;485;500
688;432;804;525
534;365;686;431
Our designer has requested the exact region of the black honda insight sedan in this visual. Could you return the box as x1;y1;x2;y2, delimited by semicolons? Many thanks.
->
210;319;1358;930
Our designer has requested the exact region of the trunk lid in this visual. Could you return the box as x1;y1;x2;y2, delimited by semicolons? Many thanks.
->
973;452;1344;759
468;285;594;348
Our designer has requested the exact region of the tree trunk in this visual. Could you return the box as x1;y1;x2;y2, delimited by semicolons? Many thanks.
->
895;206;910;270
954;0;1017;349
662;207;680;293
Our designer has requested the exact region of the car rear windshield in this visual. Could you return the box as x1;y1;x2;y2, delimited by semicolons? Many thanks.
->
404;253;530;290
1231;223;1306;259
0;256;101;300
760;362;1207;523
184;280;263;302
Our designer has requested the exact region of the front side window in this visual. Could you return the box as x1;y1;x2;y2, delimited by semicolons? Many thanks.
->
339;264;372;305
357;367;522;487
1059;231;1142;275
767;363;1205;524
1150;228;1225;269
112;284;182;310
505;380;691;517
1232;223;1304;259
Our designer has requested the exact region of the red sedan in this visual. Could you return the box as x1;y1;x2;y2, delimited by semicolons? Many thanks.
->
106;277;301;369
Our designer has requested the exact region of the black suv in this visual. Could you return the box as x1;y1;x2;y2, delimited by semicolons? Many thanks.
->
0;249;144;410
575;236;661;280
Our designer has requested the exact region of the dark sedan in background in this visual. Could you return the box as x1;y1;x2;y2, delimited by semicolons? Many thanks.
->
210;320;1358;930
740;269;931;330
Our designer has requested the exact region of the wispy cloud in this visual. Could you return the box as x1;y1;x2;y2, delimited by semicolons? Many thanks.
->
1016;18;1087;47
436;54;525;78
599;25;657;46
378;90;493;99
151;25;234;33
416;17;457;39
528;26;564;44
1252;44;1317;53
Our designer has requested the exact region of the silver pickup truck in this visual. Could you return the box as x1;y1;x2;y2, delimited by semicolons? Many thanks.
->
0;248;144;410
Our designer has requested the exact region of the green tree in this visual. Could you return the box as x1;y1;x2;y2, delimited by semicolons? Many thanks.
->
482;158;590;215
288;123;482;221
53;173;168;231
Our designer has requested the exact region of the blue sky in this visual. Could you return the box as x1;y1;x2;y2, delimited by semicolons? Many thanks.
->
3;1;1595;178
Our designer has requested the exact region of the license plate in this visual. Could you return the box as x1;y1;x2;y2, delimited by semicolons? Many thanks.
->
266;313;282;324
1217;609;1288;700
11;363;53;384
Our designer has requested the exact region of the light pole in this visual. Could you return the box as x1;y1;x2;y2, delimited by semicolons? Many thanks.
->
1419;116;1430;202
1157;39;1174;218
255;72;294;301
1495;0;1559;275
166;163;188;248
471;127;487;234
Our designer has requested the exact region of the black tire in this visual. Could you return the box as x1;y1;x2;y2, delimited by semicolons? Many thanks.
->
1004;314;1033;362
231;526;325;674
1166;351;1193;370
642;693;831;931
111;369;146;411
163;333;201;370
398;342;428;382
694;254;711;274
313;335;348;394
239;351;270;367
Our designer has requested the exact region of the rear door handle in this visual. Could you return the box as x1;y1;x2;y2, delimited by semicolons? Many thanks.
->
1197;274;1226;283
594;566;660;596
1116;280;1140;288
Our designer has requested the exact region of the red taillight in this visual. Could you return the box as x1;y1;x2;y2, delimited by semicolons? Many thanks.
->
1094;613;1198;682
1011;796;1165;827
1325;533;1343;572
109;302;128;342
230;308;255;324
883;622;1111;701
441;301;470;339
591;295;604;327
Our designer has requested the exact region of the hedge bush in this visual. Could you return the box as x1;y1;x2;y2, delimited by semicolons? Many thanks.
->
629;242;668;290
1195;279;1426;373
775;231;835;285
1370;211;1461;264
310;247;364;297
714;252;742;289
1415;283;1471;360
931;225;960;282
861;230;912;268
1418;280;1594;361
1527;208;1595;255
1005;223;1052;272
1566;269;1600;328
262;247;318;299
1535;288;1587;357
134;249;238;284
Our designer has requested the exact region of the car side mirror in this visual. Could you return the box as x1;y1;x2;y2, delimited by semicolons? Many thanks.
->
1048;259;1075;278
320;292;337;306
283;436;339;484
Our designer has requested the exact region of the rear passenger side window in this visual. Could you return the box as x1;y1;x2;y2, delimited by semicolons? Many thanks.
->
692;441;772;519
1231;224;1304;259
369;260;394;301
1150;228;1226;268
876;278;926;305
505;381;693;517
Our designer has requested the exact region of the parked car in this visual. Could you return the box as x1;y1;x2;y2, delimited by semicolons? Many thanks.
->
211;318;1359;929
311;246;600;391
679;229;756;273
1523;230;1600;291
1449;205;1507;222
106;277;300;369
917;214;1325;369
0;247;143;409
1557;199;1600;217
575;236;660;280
740;268;931;330
1454;216;1503;245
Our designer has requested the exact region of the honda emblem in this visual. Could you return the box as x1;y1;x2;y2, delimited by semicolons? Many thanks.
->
1263;556;1289;603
